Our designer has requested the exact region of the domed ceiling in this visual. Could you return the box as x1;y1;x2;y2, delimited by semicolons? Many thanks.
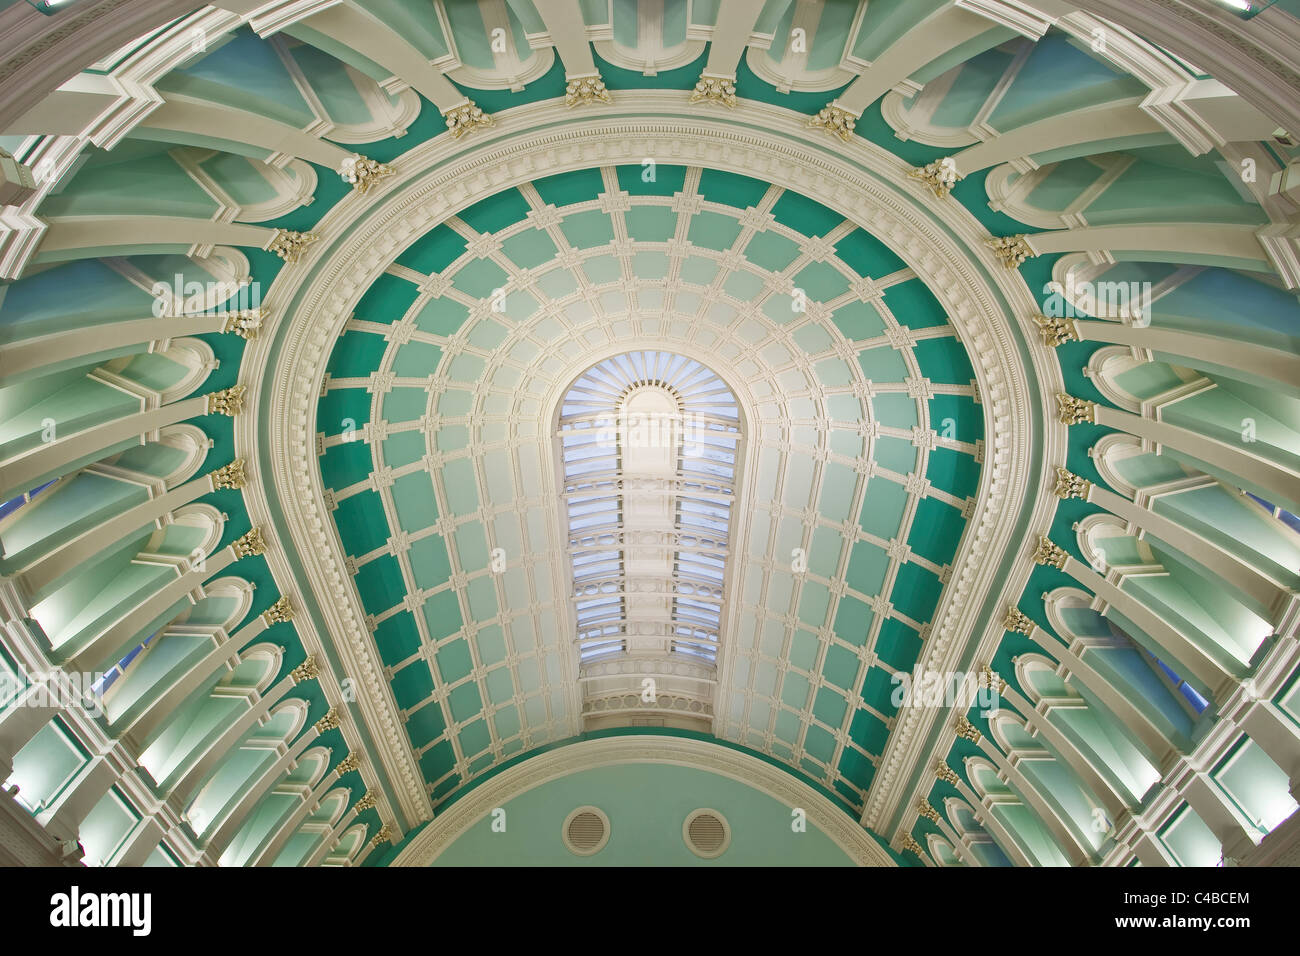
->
1;0;1299;869
311;161;984;812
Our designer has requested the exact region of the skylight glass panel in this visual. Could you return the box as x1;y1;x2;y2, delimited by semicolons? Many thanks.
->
558;352;741;664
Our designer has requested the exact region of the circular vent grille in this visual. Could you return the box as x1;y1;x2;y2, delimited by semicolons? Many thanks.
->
562;807;609;855
683;809;731;859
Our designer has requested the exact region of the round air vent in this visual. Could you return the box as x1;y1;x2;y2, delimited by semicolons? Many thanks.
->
683;809;730;859
562;806;610;855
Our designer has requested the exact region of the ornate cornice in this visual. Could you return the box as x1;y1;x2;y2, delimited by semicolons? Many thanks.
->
238;93;1053;838
389;736;897;867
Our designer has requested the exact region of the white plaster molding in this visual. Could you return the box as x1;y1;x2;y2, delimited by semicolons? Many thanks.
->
955;0;1055;39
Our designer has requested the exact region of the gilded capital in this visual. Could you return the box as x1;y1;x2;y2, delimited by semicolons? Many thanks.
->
370;824;393;848
354;790;377;814
688;72;737;108
1003;606;1035;635
935;761;959;786
261;595;295;626
1032;313;1080;347
231;526;267;559
954;715;982;743
1032;535;1069;570
808;102;858;142
340;154;394;194
1053;466;1092;501
209;457;247;491
267;229;319;263
314;707;340;734
290;654;319;685
980;663;1008;694
1056;393;1096;425
986;234;1035;269
909;158;961;198
900;834;923;855
206;384;246;417
335;752;361;777
221;309;263;340
444;100;492;138
565;73;612;107
917;800;940;824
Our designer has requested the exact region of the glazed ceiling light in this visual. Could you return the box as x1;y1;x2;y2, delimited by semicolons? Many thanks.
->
0;0;1298;877
558;351;740;665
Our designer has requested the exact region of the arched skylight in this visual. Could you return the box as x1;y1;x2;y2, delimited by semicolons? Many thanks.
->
557;352;741;665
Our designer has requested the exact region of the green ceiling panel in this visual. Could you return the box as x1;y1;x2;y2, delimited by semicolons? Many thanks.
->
392;661;435;710
740;230;798;271
419;738;457;781
860;478;907;538
336;491;390;556
832;595;874;645
499;229;558;268
616;162;687;196
409;535;453;589
834;228;908;278
422;589;462;640
413;298;469;335
383;387;430;421
823;643;861;690
435;637;473;684
459;719;491;757
397;223;468;274
685;210;743;250
452;257;509;298
406;701;446;749
459;188;531;234
794;261;851;301
319;389;371;433
696;167;768;209
355;554;406;616
874;435;919;475
884;278;948;329
929;395;982;443
908;497;966;566
813;688;849;729
558;210;615;247
355;273;420;323
872;393;920;430
375;611;422;667
770;191;842;237
447;682;482;723
805;723;838;763
849;706;890;753
913;336;976;385
832;300;888;340
926;446;981;498
892;562;943;622
875;617;922;671
623;205;676;242
391;472;439;530
326;330;388;378
837;746;876;791
846;540;890;597
320;440;373;491
858;344;909;380
533;167;605;206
